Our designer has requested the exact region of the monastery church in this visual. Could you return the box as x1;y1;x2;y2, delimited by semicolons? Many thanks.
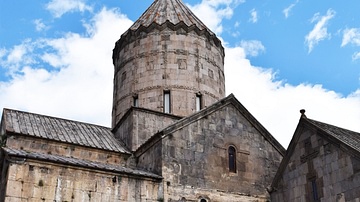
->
0;0;359;201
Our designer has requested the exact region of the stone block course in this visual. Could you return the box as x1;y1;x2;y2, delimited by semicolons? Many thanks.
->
3;161;160;202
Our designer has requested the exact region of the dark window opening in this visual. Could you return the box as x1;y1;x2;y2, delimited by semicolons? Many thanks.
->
228;146;236;173
196;94;202;112
311;178;319;201
133;95;139;107
164;90;171;113
200;199;207;202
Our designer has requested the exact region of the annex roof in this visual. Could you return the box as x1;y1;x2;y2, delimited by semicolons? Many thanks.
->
3;147;161;179
305;118;360;153
129;0;214;35
1;108;130;154
271;112;360;189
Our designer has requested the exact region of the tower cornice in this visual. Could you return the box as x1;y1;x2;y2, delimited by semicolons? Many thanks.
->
113;20;224;65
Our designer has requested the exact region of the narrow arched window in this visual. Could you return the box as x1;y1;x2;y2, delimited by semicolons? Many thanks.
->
228;146;236;173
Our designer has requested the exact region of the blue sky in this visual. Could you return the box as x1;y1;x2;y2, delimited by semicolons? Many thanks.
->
0;0;359;146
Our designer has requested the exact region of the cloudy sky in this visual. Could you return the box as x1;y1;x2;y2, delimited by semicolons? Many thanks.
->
0;0;359;147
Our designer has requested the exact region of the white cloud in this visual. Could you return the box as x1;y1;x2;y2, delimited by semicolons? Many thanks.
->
352;52;360;61
0;41;36;74
283;1;298;18
33;19;48;32
187;0;244;35
225;46;360;146
249;8;258;23
240;40;265;57
305;9;336;53
0;8;133;125
0;48;6;59
341;28;360;47
46;0;93;18
6;45;28;64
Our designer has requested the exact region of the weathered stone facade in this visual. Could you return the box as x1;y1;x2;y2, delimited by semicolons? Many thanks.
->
270;116;360;202
3;161;161;201
113;107;181;151
1;0;359;202
134;95;285;202
0;109;162;202
160;100;283;201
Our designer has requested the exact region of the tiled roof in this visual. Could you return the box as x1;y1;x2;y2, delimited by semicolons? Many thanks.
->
306;118;360;152
129;0;214;35
2;109;130;154
3;147;161;179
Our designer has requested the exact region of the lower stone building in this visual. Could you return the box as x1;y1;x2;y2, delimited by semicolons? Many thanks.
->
1;0;359;201
0;109;162;201
270;111;360;202
1;96;359;201
0;94;286;201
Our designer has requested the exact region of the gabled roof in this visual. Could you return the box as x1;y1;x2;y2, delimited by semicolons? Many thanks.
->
271;113;360;189
135;94;286;157
306;118;360;153
3;147;161;179
129;0;214;35
1;109;130;154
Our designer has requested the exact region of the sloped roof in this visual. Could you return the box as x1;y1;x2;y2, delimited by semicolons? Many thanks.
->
129;0;214;35
113;0;223;62
135;94;286;157
271;114;360;189
3;147;161;179
305;118;360;153
1;109;130;154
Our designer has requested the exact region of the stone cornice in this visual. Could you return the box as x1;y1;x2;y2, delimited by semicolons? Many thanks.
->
113;21;224;65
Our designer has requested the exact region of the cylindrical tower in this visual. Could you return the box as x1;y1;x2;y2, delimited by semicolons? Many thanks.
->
112;0;225;127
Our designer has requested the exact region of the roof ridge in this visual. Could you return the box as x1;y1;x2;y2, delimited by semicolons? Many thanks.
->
3;147;161;179
306;117;360;135
304;117;360;154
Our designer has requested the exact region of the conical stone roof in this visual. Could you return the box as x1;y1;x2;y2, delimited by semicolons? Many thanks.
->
113;0;223;57
129;0;214;35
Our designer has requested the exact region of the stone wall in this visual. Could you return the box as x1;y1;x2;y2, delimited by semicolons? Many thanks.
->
136;140;163;176
6;136;128;166
270;128;360;202
112;28;225;126
113;108;180;151
160;103;283;201
3;161;161;201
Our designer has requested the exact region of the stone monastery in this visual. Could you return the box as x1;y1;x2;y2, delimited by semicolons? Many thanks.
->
1;0;359;201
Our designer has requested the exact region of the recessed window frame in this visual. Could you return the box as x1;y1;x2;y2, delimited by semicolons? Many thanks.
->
310;178;319;201
196;93;202;112
133;95;139;107
164;90;171;113
228;146;237;173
